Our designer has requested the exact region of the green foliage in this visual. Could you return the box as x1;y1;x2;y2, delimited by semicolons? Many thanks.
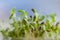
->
0;8;60;40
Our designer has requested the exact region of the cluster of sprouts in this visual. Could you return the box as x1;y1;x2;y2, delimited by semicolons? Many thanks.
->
0;8;60;40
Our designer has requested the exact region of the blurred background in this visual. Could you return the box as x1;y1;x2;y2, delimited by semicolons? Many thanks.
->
0;0;60;21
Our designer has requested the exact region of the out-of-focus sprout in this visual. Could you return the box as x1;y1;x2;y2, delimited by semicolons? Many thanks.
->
32;8;39;22
39;16;45;21
50;13;56;22
18;10;28;18
9;8;16;19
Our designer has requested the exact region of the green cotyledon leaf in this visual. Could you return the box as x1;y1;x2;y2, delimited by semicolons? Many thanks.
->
50;13;56;22
11;8;16;14
18;10;28;18
39;16;45;21
9;8;16;19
